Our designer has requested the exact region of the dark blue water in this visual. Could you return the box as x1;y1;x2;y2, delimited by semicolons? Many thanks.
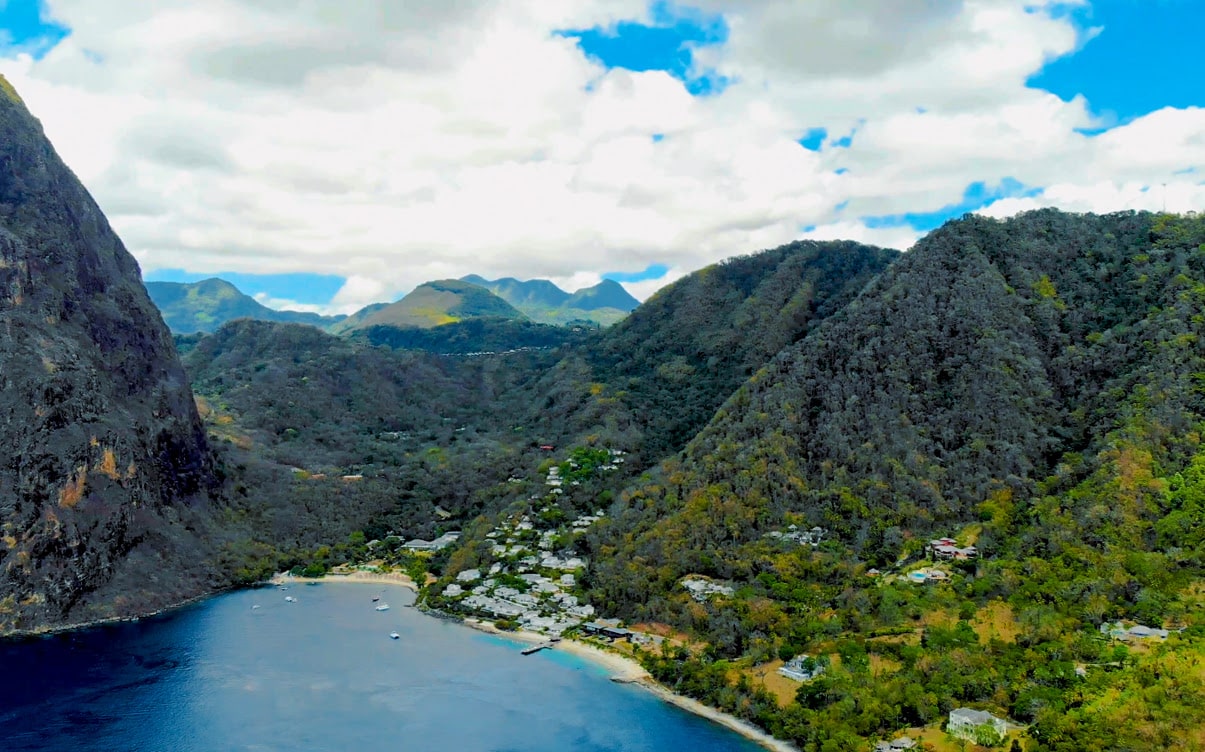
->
0;584;763;751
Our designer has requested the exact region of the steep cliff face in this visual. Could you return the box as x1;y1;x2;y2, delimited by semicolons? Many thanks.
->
0;76;220;632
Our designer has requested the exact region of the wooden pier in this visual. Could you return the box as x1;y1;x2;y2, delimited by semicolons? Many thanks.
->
521;642;554;655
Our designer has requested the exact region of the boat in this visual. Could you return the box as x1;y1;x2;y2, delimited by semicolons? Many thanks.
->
285;596;297;603
251;604;261;610
375;604;390;611
372;595;380;602
389;632;400;640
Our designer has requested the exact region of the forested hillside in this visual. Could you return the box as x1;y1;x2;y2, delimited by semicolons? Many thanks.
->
351;318;589;354
547;241;898;459
182;241;894;581
167;212;1202;751
184;320;561;557
579;210;1204;751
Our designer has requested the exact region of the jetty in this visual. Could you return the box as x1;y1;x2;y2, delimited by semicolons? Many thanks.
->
521;642;554;656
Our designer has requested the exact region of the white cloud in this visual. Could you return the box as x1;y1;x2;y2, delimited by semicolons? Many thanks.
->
621;267;690;302
251;293;334;316
801;222;921;252
0;0;1200;307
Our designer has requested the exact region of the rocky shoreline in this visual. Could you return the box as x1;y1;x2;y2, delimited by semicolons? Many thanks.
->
0;588;222;642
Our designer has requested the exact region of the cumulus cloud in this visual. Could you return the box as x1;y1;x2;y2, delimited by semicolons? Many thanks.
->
0;0;1200;309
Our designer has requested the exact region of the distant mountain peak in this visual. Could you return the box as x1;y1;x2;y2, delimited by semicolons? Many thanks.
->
460;273;638;326
566;278;639;312
145;278;344;334
349;278;525;331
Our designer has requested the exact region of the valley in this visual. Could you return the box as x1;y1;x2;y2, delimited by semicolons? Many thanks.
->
177;211;1204;752
0;69;1201;752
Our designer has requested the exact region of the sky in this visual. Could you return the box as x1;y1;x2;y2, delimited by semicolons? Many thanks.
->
0;0;1202;314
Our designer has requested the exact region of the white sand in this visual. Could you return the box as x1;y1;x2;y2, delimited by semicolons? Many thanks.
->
469;624;798;752
269;571;418;592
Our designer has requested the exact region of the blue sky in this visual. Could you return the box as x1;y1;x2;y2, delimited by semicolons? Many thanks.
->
0;0;66;57
143;269;348;306
603;264;670;283
558;1;730;96
1027;0;1204;125
2;1;1202;312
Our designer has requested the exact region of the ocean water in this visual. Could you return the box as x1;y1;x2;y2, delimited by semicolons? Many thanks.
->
0;584;764;751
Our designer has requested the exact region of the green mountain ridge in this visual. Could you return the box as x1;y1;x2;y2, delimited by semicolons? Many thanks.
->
145;278;346;334
349;278;526;331
461;274;639;326
581;210;1205;750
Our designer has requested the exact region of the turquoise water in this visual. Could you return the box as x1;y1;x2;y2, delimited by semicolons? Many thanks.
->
0;584;764;751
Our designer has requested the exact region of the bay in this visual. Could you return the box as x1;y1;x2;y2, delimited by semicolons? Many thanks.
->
0;584;764;751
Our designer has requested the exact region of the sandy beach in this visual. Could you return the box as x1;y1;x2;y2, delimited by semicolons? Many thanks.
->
279;573;797;751
269;571;419;592
465;619;797;752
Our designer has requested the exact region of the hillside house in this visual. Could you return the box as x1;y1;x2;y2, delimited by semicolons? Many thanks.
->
948;708;1007;744
681;577;735;601
779;654;825;682
402;531;461;552
1099;621;1171;640
929;538;977;560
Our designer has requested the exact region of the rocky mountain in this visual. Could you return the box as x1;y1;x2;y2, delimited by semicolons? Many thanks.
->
145;277;345;334
347;279;525;331
462;274;639;326
0;76;221;633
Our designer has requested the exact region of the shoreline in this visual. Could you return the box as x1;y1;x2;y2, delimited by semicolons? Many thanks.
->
268;571;419;593
461;617;797;751
1;588;222;641
11;572;795;751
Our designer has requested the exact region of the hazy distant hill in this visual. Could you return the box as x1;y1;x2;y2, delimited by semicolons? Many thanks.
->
461;275;638;326
564;278;639;311
348;279;526;330
461;275;571;308
326;302;390;335
146;278;345;334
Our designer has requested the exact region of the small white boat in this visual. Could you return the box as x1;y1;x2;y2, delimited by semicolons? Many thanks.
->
285;596;297;603
251;604;261;610
389;632;400;640
375;603;390;611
